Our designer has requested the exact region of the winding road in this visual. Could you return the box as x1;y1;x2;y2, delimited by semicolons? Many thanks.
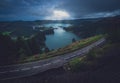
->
0;38;105;80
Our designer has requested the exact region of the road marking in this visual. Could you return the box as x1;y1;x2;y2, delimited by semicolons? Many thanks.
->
0;38;105;80
33;66;41;69
21;67;31;71
71;55;76;57
43;63;51;66
64;57;70;60
9;69;19;73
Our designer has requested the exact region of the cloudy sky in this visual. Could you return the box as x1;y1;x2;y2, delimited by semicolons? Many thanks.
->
0;0;120;21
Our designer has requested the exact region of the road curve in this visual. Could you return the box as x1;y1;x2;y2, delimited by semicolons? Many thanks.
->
0;38;106;80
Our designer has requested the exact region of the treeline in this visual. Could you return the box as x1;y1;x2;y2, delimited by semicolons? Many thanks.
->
0;32;47;66
44;28;54;35
64;22;105;38
65;15;120;42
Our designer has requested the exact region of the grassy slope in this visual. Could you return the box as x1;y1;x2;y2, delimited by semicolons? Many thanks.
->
66;42;120;72
20;35;104;63
43;35;103;58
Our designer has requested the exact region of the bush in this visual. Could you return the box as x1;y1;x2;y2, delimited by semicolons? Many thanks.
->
86;49;97;61
67;58;88;72
105;27;120;43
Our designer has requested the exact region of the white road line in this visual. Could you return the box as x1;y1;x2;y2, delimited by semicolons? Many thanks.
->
71;55;76;57
64;57;70;60
43;63;51;66
33;66;41;69
21;67;31;71
0;38;105;80
9;69;19;73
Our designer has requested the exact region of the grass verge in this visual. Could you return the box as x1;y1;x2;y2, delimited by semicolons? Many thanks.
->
19;35;104;63
65;42;119;72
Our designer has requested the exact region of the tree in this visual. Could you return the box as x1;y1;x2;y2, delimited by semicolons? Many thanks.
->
16;36;32;58
44;47;50;53
28;37;41;55
72;38;76;43
28;32;46;55
0;33;17;65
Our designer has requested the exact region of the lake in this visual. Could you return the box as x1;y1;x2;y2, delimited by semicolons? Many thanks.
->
43;23;80;50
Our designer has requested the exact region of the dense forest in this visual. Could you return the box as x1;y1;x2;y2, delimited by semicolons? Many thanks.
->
0;31;47;65
64;15;120;39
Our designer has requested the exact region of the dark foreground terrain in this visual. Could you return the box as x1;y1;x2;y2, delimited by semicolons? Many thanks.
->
1;43;120;83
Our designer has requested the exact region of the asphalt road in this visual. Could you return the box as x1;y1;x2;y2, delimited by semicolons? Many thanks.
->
0;38;105;80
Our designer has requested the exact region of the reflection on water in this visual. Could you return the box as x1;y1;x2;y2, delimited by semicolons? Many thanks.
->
55;27;65;34
44;23;80;50
43;23;72;28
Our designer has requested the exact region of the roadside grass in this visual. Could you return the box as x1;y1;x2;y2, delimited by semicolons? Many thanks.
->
19;35;104;63
65;42;118;72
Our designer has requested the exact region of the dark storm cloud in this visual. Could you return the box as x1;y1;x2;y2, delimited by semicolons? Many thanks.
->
88;0;120;12
55;0;120;18
0;0;120;21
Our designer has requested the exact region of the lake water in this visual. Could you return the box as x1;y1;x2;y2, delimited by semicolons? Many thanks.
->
43;23;80;50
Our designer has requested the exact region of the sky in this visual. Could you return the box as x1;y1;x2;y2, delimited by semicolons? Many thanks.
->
0;0;120;21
